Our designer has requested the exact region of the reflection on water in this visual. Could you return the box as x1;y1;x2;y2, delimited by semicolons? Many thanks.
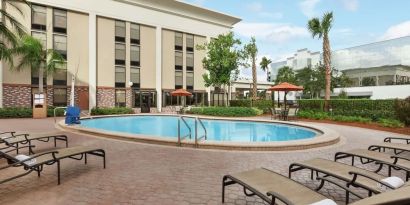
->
81;116;318;142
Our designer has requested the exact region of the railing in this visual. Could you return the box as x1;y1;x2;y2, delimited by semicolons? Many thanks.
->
54;107;67;123
195;117;207;147
177;116;192;146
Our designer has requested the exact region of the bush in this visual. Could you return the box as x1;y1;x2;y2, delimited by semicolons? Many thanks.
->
47;106;66;117
91;107;134;116
377;118;404;128
395;97;410;126
0;107;32;118
188;107;263;117
297;110;330;120
230;100;273;113
331;115;372;123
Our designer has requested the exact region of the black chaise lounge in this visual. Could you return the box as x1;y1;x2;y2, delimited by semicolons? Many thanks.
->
384;135;410;144
289;158;408;203
0;145;105;185
369;142;410;155
0;131;68;153
222;168;410;205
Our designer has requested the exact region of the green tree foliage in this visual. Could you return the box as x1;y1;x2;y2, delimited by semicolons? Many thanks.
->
243;37;258;100
13;35;66;93
361;77;376;87
275;66;296;84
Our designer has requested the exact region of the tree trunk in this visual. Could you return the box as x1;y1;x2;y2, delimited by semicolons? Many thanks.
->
38;67;44;93
323;34;331;111
252;56;257;100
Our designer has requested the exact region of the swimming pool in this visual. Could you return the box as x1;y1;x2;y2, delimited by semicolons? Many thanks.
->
80;115;319;143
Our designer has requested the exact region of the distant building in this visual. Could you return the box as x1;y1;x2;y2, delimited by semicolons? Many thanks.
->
270;36;410;99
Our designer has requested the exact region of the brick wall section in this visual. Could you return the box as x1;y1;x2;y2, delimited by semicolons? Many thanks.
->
67;86;89;106
3;84;31;108
97;87;115;107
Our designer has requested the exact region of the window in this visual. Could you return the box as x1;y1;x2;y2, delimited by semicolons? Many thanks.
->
186;34;194;52
53;64;67;86
130;67;140;88
53;9;67;34
115;43;126;65
54;35;67;60
186;53;194;71
175;32;183;51
130;45;140;66
175;51;183;70
130;23;140;45
32;5;46;31
32;31;46;48
115;89;126;107
115;21;126;43
115;66;126;87
175;71;183;89
53;88;67;106
186;72;194;90
31;69;46;86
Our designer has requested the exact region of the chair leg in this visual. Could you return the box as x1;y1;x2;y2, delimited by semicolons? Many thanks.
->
57;160;61;185
85;153;87;164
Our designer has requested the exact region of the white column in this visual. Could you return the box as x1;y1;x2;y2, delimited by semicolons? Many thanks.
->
205;36;211;106
155;26;162;112
88;13;97;111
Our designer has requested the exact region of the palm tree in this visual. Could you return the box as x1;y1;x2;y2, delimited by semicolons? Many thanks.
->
259;56;272;81
308;11;333;111
14;35;65;93
243;37;258;100
0;0;29;63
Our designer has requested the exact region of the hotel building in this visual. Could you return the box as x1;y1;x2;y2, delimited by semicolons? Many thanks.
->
0;0;241;112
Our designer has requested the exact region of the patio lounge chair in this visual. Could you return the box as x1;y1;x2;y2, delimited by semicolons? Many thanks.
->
0;145;105;185
369;143;410;155
289;158;408;203
0;131;68;154
222;168;410;205
334;149;410;180
384;135;410;144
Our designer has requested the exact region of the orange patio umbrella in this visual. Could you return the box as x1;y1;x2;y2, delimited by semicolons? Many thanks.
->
171;89;192;106
268;82;304;109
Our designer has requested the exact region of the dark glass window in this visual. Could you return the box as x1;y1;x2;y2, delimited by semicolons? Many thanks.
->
115;66;126;88
130;23;140;45
53;9;67;34
175;32;183;51
53;88;67;106
115;21;126;43
175;51;183;70
53;64;67;86
130;45;140;66
115;43;126;65
186;52;194;71
175;71;183;89
115;89;126;107
54;35;67;60
130;67;140;88
186;34;194;52
32;5;46;31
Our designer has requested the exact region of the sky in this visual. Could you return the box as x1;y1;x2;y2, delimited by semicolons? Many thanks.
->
181;0;410;81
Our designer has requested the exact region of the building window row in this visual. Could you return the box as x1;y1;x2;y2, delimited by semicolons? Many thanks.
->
174;32;195;90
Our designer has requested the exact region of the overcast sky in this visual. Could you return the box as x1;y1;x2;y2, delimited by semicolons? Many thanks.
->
182;0;410;81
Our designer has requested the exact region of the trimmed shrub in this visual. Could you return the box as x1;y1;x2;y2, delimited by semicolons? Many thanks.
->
377;118;404;128
230;100;273;113
91;107;134;116
188;107;263;117
0;107;32;118
395;97;410;126
47;106;66;117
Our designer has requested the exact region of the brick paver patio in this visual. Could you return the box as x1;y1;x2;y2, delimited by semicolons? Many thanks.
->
0;117;407;205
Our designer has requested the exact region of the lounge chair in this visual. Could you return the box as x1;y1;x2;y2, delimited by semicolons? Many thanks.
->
335;149;410;180
369;143;410;155
289;158;408;203
350;185;410;205
0;145;105;185
384;136;410;144
0;131;68;153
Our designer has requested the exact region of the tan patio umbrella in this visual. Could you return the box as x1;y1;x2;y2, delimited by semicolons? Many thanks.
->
171;89;192;106
268;82;304;110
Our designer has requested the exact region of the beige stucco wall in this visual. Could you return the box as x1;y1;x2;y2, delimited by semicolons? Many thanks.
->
2;2;31;84
67;11;89;86
161;29;175;90
97;17;115;87
194;35;206;91
140;25;156;89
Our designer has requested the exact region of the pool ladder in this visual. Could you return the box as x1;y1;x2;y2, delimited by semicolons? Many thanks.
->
178;116;207;147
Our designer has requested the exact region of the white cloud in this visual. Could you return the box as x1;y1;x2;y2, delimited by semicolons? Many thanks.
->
380;21;410;41
299;0;321;17
246;2;283;19
234;22;309;44
340;0;359;11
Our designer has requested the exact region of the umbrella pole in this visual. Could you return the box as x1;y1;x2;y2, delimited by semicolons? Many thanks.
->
277;91;280;108
284;91;287;110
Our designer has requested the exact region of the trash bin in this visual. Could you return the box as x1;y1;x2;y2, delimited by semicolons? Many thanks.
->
65;106;81;125
33;93;47;119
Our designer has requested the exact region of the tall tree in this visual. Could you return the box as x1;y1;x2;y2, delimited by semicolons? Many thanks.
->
14;35;65;93
197;32;242;106
260;56;272;81
275;66;296;84
0;0;29;63
308;11;333;110
243;37;258;100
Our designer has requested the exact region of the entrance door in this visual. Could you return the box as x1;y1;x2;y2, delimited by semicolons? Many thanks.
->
140;92;151;113
78;91;89;110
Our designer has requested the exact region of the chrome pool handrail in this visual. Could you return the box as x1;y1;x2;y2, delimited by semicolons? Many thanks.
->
178;116;192;146
195;117;207;147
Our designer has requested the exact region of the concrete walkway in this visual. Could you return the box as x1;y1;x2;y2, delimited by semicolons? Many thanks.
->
0;117;407;205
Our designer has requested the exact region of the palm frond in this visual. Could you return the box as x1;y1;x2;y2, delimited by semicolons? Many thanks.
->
321;11;334;34
307;18;323;39
0;9;27;37
45;49;65;75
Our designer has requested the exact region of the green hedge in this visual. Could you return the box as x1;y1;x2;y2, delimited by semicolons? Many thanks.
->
395;97;410;126
188;107;263;117
0;107;32;118
91;107;134;116
298;99;396;120
47;106;66;117
229;100;273;113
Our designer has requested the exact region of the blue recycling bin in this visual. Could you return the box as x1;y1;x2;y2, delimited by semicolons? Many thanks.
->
65;106;81;125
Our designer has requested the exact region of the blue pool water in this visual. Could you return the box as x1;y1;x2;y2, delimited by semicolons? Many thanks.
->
80;116;318;142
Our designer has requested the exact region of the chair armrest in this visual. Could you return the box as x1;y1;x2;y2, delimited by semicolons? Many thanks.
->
266;191;294;205
316;176;363;199
391;155;410;163
348;171;395;190
0;150;59;170
3;145;36;153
